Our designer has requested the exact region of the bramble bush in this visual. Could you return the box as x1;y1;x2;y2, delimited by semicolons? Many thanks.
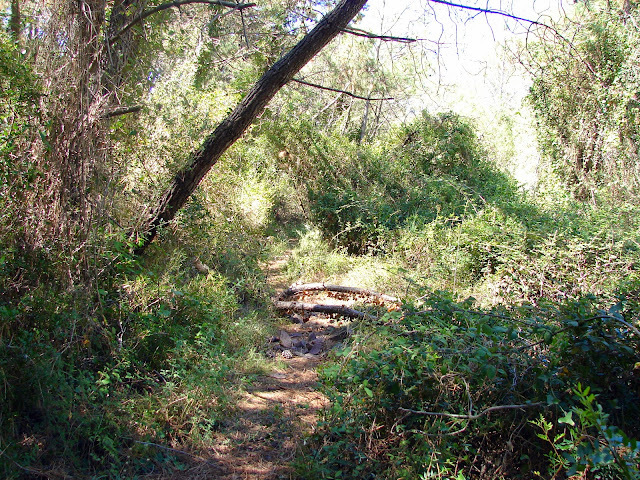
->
301;291;640;479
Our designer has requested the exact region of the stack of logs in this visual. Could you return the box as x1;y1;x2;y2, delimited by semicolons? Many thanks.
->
268;283;400;358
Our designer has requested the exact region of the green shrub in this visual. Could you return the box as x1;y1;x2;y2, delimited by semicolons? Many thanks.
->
302;292;640;479
0;223;270;478
264;112;524;256
534;384;640;480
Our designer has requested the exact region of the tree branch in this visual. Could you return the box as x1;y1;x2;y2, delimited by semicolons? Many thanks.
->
427;0;548;27
399;402;544;420
517;314;640;352
103;105;143;118
342;26;416;43
109;0;255;45
10;0;21;43
428;0;598;78
135;0;369;253
292;78;393;101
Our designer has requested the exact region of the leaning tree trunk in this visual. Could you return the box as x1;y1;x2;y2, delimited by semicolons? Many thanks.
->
136;0;369;253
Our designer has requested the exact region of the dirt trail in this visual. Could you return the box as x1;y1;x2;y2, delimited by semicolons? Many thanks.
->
207;249;353;479
155;249;341;479
206;353;327;479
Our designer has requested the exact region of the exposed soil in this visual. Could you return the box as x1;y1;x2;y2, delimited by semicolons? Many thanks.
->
205;355;327;479
148;249;347;479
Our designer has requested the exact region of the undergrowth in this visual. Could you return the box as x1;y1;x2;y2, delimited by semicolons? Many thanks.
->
0;163;284;478
2;76;639;479
261;111;640;479
0;232;274;478
300;291;640;479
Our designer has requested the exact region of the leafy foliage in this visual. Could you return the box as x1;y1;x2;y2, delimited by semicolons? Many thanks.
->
302;293;640;479
0;225;274;478
534;384;640;479
265;111;522;255
525;2;640;202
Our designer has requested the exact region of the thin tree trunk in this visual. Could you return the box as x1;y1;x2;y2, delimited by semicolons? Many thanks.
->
10;0;21;43
358;94;371;143
136;0;369;253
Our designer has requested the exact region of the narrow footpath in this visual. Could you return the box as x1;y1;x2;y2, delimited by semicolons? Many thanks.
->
152;249;338;479
206;249;351;479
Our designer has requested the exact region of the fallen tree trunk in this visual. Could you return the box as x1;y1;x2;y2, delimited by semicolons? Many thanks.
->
279;283;399;303
273;300;374;320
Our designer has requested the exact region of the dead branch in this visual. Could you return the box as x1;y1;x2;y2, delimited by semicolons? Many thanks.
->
398;402;544;420
291;78;393;101
429;0;598;78
279;283;399;303
428;0;547;27
103;105;143;118
109;0;255;45
274;300;374;320
342;26;416;43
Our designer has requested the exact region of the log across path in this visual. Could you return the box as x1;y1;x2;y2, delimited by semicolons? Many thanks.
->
277;283;399;303
274;282;400;320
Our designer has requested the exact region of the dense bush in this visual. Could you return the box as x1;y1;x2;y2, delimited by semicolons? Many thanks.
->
264;111;522;255
302;292;640;479
0;197;280;478
525;2;640;202
392;200;640;305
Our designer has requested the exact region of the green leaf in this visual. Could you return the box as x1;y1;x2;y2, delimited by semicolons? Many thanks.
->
558;411;575;426
485;364;497;379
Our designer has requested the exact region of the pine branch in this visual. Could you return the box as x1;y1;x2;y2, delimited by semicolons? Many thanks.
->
291;78;393;101
109;0;255;45
342;26;416;43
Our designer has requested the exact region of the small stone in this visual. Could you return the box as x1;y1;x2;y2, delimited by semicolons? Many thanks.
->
290;314;304;324
309;339;323;355
279;330;293;348
281;349;293;359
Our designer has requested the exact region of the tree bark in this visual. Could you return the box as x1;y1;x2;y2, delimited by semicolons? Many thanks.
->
278;283;399;303
136;0;369;253
10;0;21;43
